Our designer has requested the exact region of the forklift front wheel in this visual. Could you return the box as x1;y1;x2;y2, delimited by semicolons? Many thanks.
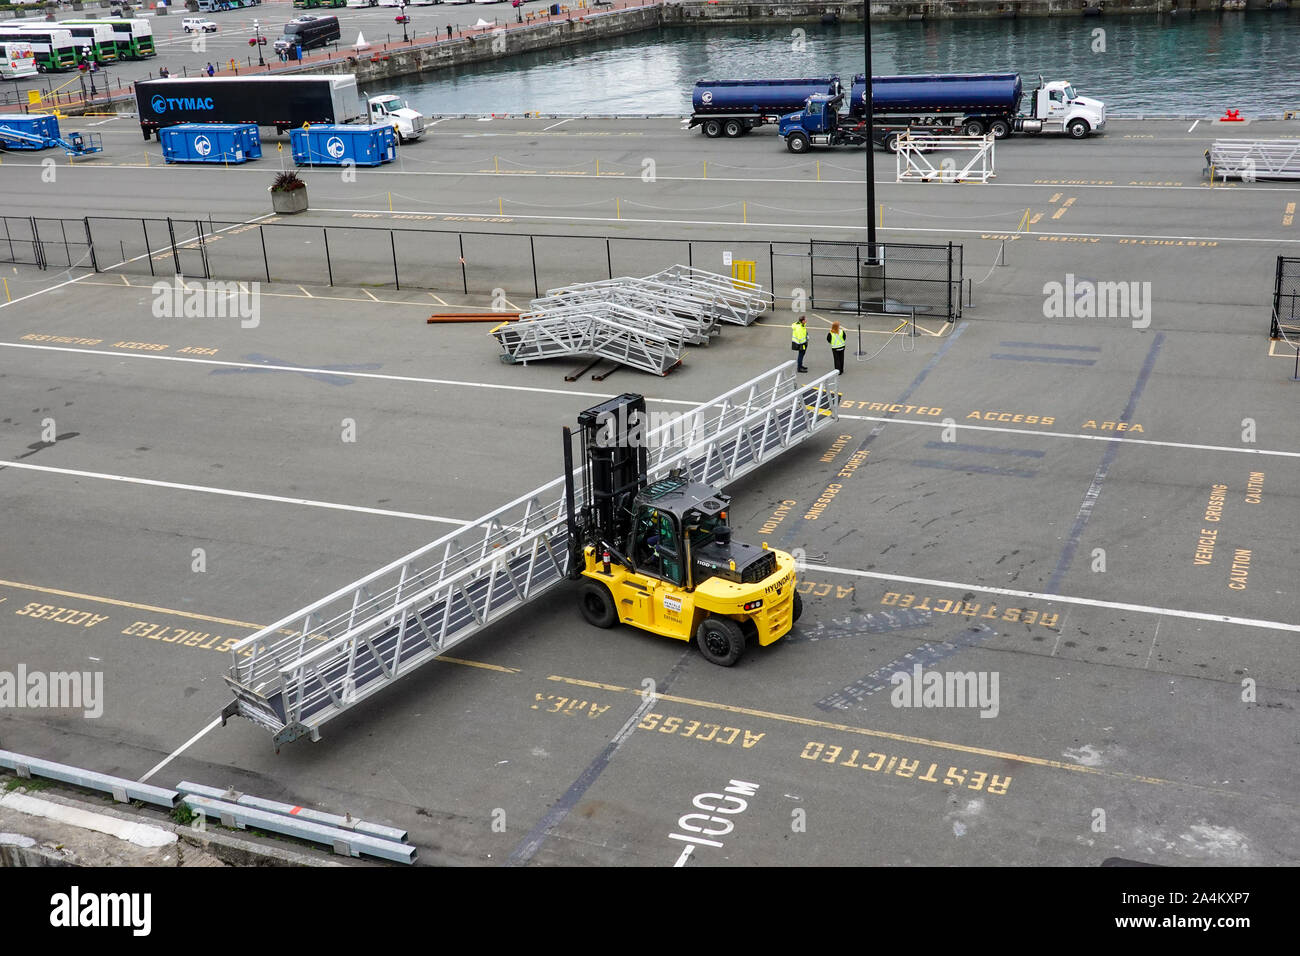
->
792;591;803;624
578;581;618;629
695;617;746;667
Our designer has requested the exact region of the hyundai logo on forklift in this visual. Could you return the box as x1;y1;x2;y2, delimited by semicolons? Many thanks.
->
563;392;804;667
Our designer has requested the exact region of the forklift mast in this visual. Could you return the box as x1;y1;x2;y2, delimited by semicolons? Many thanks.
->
564;393;649;574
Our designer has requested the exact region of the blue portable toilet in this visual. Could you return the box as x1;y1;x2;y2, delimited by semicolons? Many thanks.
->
291;124;396;167
0;114;61;150
159;123;262;164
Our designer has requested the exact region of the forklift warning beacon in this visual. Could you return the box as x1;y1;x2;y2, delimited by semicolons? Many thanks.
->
563;393;802;666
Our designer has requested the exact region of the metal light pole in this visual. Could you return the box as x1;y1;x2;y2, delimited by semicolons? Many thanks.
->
399;0;410;43
254;19;265;67
84;45;96;97
864;0;876;262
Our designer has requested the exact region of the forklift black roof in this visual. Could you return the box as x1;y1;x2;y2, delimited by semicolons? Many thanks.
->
640;476;728;518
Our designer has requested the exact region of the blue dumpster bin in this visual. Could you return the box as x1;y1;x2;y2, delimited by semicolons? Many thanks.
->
0;114;61;150
159;123;262;164
290;124;396;167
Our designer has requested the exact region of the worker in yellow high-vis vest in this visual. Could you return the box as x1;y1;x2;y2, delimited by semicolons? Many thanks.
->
791;315;809;372
827;321;846;375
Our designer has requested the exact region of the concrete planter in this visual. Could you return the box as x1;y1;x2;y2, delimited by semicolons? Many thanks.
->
270;186;308;215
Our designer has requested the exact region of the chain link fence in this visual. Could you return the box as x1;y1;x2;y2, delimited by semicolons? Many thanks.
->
1272;255;1300;340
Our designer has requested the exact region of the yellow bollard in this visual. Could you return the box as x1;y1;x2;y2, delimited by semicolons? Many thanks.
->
616;197;621;219
743;201;747;224
145;150;149;167
595;157;599;176
388;191;393;211
499;196;504;215
495;155;500;173
879;203;884;227
3;277;9;303
817;160;821;182
703;160;706;179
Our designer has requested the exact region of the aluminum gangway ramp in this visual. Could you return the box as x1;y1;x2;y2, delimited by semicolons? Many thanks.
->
492;305;686;375
1205;140;1300;181
644;265;770;326
222;364;840;746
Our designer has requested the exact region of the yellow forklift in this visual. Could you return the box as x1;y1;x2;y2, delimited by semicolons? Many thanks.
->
563;393;802;666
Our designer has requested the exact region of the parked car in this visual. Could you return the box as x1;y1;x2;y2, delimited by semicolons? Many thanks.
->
182;18;219;33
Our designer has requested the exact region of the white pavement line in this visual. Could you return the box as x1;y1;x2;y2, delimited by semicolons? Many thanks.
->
87;117;117;127
1188;120;1200;133
815;563;1300;634
543;118;572;131
837;412;1300;459
317;207;1300;247
0;459;470;525
138;716;221;784
6;342;1299;461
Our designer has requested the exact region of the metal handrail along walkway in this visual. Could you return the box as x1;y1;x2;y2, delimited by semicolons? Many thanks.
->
223;364;840;746
1206;140;1300;180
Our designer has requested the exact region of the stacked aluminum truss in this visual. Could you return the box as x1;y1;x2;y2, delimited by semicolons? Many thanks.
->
1205;140;1300;181
896;132;996;184
494;306;686;375
493;266;770;375
223;363;840;746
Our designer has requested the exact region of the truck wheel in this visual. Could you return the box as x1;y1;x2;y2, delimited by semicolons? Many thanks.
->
786;131;810;154
882;132;901;153
989;119;1012;139
578;581;617;629
962;119;985;137
1067;119;1091;139
723;119;743;138
792;591;803;624
702;120;722;138
696;617;746;667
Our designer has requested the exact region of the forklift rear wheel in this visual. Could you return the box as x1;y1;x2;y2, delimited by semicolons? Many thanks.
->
723;119;743;138
579;581;617;629
702;120;722;138
792;591;803;624
696;617;746;666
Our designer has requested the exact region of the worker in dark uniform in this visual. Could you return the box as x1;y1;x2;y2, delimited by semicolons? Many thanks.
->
791;315;808;373
827;321;846;375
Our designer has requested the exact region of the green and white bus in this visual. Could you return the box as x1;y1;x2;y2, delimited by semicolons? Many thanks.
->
19;22;118;63
60;18;156;59
0;28;78;72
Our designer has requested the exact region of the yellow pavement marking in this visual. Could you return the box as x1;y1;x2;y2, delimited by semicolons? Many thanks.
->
0;577;515;673
546;674;1229;793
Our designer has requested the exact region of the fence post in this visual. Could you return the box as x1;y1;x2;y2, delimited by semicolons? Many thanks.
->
808;239;814;310
768;242;774;303
946;241;954;322
30;217;46;271
323;227;334;286
530;235;538;299
606;238;612;280
687;241;692;270
259;225;271;284
142;219;155;277
855;244;861;315
4;218;14;263
196;220;210;279
166;217;181;275
458;233;468;294
84;217;98;272
59;219;72;268
391;231;399;290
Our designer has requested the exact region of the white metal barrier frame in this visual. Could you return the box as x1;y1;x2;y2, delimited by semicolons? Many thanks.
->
494;307;686;375
532;288;720;346
223;363;841;746
896;132;996;184
644;265;771;325
1205;140;1300;181
546;274;750;328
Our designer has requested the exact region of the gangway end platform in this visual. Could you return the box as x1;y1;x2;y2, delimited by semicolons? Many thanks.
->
1205;140;1300;181
222;363;840;747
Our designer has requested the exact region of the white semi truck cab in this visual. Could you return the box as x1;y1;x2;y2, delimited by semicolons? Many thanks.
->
366;94;425;143
1021;78;1106;138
